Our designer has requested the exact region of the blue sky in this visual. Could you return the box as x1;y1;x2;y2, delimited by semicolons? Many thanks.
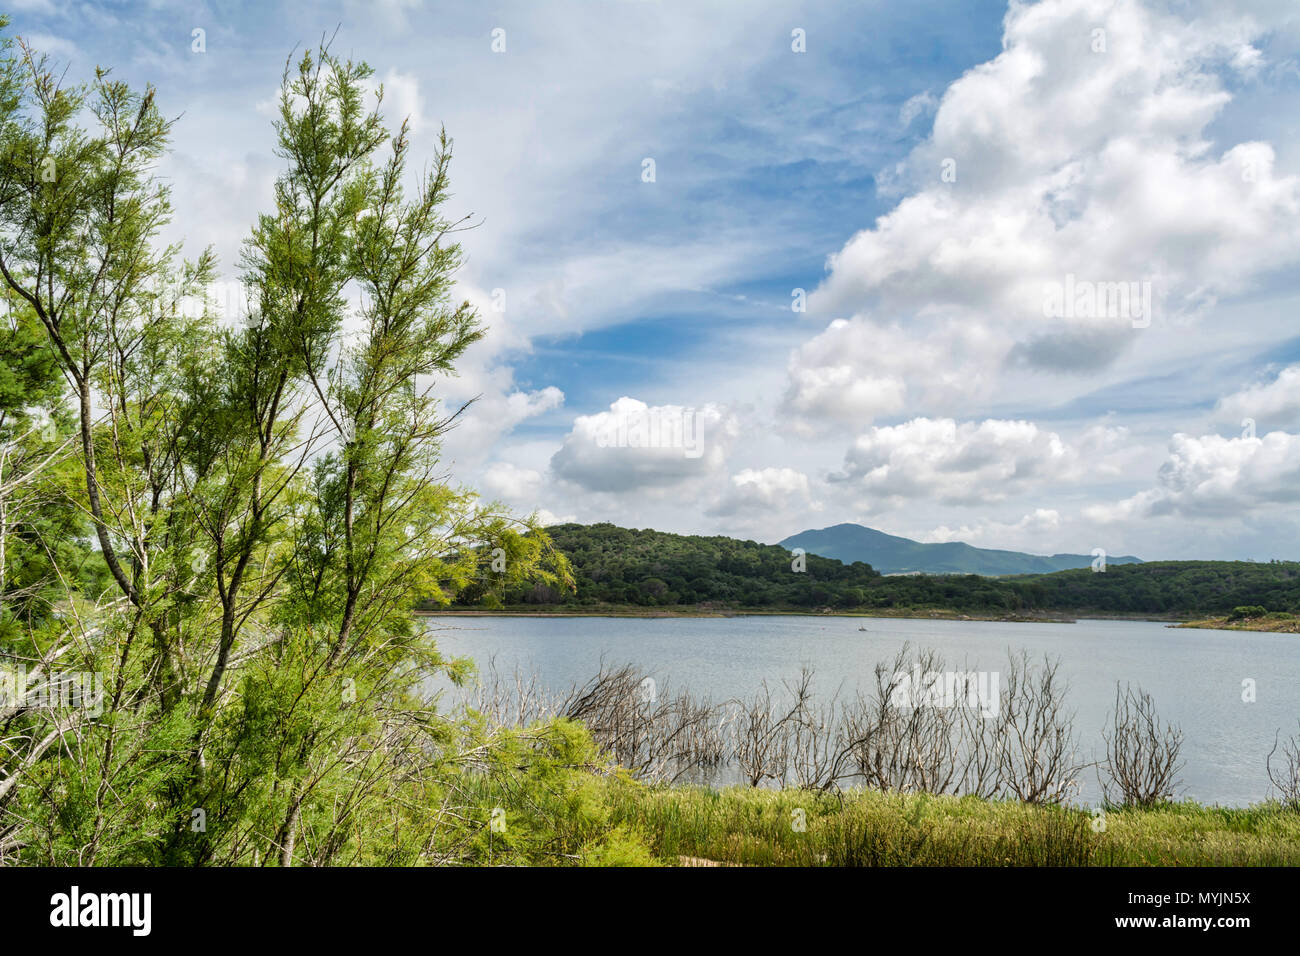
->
11;0;1300;560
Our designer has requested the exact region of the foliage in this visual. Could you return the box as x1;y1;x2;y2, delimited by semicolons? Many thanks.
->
453;522;882;610
1229;605;1268;620
451;523;1300;616
0;28;572;866
604;785;1300;867
1010;564;1300;615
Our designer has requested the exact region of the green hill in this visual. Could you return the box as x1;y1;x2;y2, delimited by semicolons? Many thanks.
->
456;522;882;610
779;523;1142;575
452;523;1300;617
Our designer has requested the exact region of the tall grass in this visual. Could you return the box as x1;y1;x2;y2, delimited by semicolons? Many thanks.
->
602;785;1300;866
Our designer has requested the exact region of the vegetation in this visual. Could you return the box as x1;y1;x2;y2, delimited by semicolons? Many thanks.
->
0;30;587;866
1100;684;1184;807
450;522;1300;619
1230;605;1269;620
1009;563;1300;616
1179;610;1299;632
457;522;882;610
450;652;1300;867
605;786;1300;866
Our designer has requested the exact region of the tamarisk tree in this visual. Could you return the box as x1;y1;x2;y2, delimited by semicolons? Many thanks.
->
0;23;570;865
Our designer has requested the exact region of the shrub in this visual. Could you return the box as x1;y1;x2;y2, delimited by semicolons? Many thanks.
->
1229;605;1267;620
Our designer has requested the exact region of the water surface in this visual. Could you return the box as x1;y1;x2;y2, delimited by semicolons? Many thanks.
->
424;615;1299;806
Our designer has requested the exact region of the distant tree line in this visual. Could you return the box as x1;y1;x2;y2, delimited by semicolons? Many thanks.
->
449;523;1300;616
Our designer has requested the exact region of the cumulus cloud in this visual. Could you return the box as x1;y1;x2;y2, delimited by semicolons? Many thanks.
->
1087;430;1300;521
550;397;739;493
781;319;1005;432
481;461;544;501
503;387;565;421
783;0;1300;430
707;467;820;517
1215;365;1300;431
831;417;1076;507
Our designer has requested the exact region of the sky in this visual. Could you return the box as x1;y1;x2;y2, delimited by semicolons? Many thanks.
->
10;0;1300;561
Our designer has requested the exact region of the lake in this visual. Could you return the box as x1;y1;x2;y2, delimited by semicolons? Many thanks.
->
422;614;1299;807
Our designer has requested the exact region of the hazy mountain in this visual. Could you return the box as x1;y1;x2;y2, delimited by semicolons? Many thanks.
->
779;524;1141;576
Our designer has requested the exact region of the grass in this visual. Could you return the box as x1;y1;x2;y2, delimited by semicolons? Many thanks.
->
601;785;1300;866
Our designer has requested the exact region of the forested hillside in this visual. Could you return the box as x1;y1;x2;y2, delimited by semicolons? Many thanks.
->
456;522;882;609
455;523;1300;616
1009;561;1300;614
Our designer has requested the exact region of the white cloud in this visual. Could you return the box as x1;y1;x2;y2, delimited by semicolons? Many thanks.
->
1087;430;1300;521
707;467;819;517
831;417;1076;507
781;319;1005;432
1216;365;1300;431
24;0;1300;561
783;0;1300;430
439;381;563;469
550;397;738;493
481;461;544;501
504;386;564;421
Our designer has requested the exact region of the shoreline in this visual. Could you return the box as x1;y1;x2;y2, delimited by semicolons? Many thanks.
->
1174;615;1300;633
417;607;1187;625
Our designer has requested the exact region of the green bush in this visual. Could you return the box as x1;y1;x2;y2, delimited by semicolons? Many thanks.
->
582;827;662;866
1229;605;1268;620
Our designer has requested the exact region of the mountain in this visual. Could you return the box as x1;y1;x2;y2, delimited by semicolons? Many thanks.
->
779;523;1142;576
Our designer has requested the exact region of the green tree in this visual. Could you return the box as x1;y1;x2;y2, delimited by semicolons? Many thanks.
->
0;28;572;866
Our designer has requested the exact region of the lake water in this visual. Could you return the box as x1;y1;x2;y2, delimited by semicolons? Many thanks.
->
422;615;1299;807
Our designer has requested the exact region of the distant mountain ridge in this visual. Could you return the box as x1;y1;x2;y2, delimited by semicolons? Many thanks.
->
779;523;1141;576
